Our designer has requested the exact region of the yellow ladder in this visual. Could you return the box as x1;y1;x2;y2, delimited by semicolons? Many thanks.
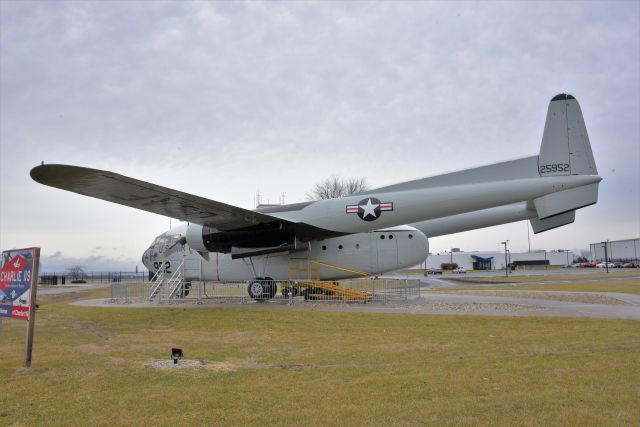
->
287;258;373;301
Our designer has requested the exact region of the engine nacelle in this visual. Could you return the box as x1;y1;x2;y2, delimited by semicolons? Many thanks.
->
186;222;297;254
185;224;232;253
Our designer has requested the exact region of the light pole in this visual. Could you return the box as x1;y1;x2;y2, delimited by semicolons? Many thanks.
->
601;241;609;273
501;241;509;278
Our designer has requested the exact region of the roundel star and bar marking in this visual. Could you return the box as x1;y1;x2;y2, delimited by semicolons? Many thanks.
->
346;197;393;222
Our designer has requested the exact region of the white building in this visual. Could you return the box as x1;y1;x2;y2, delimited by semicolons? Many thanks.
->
590;238;639;262
426;249;573;270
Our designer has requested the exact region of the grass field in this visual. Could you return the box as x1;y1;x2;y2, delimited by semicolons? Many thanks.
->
436;279;640;295
455;270;639;283
1;288;639;426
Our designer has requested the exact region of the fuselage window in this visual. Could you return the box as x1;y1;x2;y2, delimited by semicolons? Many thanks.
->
338;245;343;249
355;244;360;249
389;235;394;239
380;235;385;239
408;234;413;239
322;245;327;250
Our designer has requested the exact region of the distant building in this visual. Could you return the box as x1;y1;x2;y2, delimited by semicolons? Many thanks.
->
426;250;573;270
590;238;639;262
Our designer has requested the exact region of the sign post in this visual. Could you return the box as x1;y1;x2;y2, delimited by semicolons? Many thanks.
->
0;247;40;367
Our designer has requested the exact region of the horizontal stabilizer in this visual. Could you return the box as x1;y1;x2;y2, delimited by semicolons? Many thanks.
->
530;211;575;234
533;183;598;219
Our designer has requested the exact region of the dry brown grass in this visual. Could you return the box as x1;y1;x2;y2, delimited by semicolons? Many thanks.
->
456;270;639;283
0;287;638;426
440;279;640;295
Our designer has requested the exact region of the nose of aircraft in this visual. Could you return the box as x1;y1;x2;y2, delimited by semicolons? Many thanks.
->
141;246;156;273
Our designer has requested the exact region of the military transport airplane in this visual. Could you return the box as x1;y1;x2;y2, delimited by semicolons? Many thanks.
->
31;94;601;300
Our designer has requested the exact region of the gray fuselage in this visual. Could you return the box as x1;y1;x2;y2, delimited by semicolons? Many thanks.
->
142;225;428;281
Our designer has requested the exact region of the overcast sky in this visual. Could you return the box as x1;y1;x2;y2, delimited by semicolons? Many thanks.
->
1;1;638;272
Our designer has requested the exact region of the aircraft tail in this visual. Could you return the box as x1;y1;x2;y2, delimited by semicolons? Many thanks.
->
532;93;600;226
538;93;598;176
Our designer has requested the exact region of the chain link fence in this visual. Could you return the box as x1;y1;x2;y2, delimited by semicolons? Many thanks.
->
110;278;422;305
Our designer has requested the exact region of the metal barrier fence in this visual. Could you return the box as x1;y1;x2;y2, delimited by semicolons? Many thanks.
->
40;271;149;285
110;278;422;305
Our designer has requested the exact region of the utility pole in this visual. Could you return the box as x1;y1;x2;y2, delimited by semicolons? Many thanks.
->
501;241;509;278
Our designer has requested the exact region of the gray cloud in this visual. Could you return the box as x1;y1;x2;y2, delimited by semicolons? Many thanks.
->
1;1;638;260
39;251;140;273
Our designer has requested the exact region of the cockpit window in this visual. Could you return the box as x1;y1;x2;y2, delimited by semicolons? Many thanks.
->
152;234;180;252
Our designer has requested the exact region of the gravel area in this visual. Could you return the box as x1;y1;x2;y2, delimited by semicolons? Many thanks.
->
432;290;630;305
147;359;242;371
148;359;205;369
295;300;543;312
395;301;544;312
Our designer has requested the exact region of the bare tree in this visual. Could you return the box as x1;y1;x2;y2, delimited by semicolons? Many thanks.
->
66;265;87;280
307;176;370;200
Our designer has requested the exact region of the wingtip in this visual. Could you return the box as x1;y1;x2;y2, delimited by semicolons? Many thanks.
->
29;163;72;184
29;164;46;182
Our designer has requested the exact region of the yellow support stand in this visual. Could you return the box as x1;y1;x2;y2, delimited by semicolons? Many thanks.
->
287;257;373;301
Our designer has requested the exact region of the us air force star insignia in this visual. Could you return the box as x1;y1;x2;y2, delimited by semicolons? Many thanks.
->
346;197;393;222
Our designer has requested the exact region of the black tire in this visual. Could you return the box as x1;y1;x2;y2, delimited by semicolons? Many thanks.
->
248;279;276;301
265;278;277;298
248;280;266;300
281;282;295;297
181;282;191;298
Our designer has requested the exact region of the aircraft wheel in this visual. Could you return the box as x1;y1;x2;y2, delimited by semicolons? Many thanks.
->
264;278;277;298
248;280;266;300
181;282;191;298
248;279;276;301
281;284;291;297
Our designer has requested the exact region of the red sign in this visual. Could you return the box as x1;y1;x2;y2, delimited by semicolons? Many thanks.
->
1;249;36;320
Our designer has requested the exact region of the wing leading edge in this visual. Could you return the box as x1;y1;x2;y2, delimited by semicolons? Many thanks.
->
30;164;289;231
30;164;345;250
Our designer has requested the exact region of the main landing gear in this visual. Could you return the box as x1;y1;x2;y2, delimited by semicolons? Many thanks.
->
247;278;277;301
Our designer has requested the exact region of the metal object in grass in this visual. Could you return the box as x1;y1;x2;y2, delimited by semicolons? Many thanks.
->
171;348;183;365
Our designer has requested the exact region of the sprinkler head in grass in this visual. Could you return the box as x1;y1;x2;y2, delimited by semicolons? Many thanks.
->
171;348;183;365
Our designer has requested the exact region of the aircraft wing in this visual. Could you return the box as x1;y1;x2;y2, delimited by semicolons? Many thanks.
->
30;164;290;231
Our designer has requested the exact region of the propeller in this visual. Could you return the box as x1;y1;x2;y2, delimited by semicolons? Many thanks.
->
159;236;187;259
160;235;210;262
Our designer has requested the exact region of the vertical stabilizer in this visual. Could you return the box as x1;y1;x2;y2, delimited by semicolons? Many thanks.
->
534;94;600;220
538;94;598;177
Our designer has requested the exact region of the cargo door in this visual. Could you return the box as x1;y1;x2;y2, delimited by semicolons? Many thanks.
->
376;231;398;272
